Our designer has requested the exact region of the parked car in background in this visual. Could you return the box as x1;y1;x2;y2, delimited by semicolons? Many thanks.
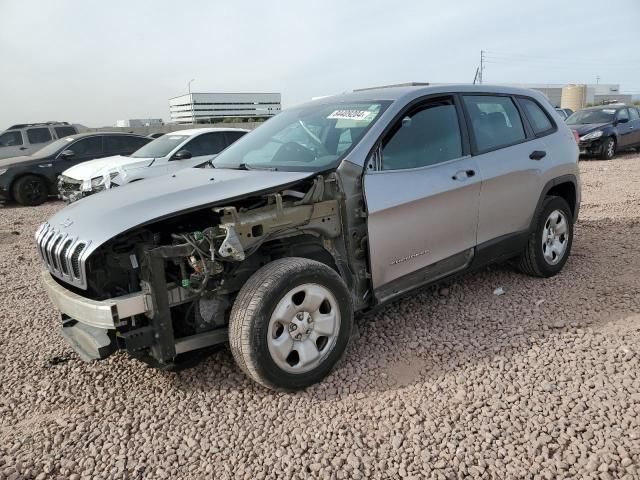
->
38;85;580;390
58;128;249;203
0;122;83;159
0;132;150;205
555;108;573;120
567;105;640;159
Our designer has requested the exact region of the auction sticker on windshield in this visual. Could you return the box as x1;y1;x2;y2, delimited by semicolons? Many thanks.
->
328;110;377;121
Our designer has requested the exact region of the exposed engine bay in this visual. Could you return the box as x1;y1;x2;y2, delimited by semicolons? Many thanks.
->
72;169;368;367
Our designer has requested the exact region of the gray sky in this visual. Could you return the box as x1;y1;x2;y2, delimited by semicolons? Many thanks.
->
1;0;639;127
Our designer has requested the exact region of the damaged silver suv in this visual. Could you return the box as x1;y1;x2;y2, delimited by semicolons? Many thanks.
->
37;85;580;390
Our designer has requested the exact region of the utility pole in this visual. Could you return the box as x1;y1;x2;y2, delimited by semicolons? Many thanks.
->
188;79;195;124
479;50;485;84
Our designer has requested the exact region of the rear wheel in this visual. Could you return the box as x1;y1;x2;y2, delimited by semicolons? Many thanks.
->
599;137;616;160
229;258;352;390
517;196;573;278
12;175;48;206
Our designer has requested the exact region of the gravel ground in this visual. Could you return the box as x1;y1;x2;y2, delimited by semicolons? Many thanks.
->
1;154;639;480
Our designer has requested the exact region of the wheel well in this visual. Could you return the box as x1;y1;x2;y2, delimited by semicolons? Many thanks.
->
9;173;51;198
260;235;339;273
546;181;576;217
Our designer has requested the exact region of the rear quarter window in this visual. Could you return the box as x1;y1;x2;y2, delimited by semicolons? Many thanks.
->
519;97;555;136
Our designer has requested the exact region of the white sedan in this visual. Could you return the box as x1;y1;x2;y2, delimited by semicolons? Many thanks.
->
58;127;248;202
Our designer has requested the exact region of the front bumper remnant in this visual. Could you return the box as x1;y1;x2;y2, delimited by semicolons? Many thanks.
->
41;270;149;329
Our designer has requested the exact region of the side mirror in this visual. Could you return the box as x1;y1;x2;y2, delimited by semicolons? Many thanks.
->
172;149;192;160
616;117;629;124
60;149;75;159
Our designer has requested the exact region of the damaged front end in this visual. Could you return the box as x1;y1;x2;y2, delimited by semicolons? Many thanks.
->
58;171;120;204
42;172;367;367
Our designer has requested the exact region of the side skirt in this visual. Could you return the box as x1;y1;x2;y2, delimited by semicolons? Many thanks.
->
366;230;529;313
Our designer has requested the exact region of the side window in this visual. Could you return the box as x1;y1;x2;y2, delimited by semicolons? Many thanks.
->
462;95;526;152
629;108;640;121
104;136;131;154
126;136;151;151
27;127;52;144
0;131;23;146
54;126;77;138
183;133;227;157
617;108;629;121
381;99;462;170
224;131;247;145
519;98;554;135
67;137;103;156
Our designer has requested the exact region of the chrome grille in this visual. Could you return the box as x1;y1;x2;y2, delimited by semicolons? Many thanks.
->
35;222;91;289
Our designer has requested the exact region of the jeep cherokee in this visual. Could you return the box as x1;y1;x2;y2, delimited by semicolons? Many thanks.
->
36;85;581;390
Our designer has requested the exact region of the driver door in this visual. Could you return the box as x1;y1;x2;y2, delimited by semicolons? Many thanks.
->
363;96;481;301
55;136;105;174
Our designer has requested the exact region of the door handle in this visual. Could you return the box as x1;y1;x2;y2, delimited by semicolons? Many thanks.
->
19;147;27;150
452;169;476;181
529;150;546;160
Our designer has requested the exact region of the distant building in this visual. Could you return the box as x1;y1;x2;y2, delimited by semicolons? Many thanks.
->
116;118;163;128
501;83;632;109
169;92;281;124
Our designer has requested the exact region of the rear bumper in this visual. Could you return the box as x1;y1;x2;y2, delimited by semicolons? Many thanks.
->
41;270;149;329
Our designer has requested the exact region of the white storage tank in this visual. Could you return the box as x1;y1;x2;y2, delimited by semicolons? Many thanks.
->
561;84;587;112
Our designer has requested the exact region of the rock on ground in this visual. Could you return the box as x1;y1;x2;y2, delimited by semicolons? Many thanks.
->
0;153;639;479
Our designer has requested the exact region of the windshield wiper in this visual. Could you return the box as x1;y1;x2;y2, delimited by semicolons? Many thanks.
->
236;163;277;171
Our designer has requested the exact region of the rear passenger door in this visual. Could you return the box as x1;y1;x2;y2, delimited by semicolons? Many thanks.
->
462;94;548;248
364;95;481;301
615;108;634;147
629;108;640;145
25;127;53;155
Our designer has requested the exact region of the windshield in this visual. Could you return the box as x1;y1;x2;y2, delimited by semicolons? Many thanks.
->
130;134;188;158
32;137;75;156
212;101;390;172
567;109;616;125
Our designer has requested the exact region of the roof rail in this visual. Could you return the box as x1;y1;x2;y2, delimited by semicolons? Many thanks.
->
7;121;70;129
354;82;430;92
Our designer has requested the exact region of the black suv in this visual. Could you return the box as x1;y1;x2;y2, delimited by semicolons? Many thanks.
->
567;105;640;160
0;132;151;206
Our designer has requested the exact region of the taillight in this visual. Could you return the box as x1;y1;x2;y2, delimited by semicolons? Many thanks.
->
572;130;580;144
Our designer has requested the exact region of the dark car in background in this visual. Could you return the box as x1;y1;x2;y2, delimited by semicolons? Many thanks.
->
0;132;151;206
567;105;640;160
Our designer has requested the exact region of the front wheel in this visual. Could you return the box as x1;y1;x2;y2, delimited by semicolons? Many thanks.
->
229;258;353;390
599;137;616;160
12;175;48;206
517;196;574;278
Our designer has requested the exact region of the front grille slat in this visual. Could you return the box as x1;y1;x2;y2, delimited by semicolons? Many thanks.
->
36;222;90;289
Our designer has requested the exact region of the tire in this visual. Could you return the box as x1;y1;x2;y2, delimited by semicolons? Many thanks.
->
12;175;48;206
599;137;616;160
229;257;353;390
517;196;574;278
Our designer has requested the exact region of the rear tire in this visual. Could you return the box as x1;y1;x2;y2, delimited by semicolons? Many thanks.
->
229;258;353;391
599;137;616;160
517;196;573;278
12;175;48;206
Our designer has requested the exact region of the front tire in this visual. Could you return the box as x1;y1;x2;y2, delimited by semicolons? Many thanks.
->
229;258;353;390
599;137;616;160
12;175;48;206
517;196;573;278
